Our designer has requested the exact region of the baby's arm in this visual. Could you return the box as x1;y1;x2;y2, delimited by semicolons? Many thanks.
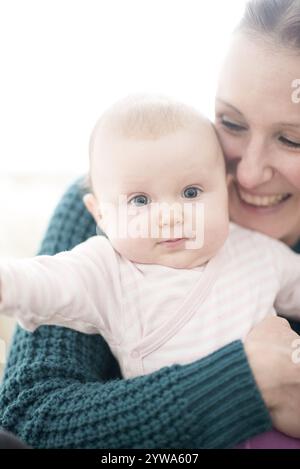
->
0;236;116;336
270;239;300;319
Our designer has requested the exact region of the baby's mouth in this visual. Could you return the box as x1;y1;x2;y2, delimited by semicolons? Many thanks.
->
158;237;187;244
237;186;292;208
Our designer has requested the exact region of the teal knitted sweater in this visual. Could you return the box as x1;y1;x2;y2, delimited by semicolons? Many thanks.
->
0;179;286;448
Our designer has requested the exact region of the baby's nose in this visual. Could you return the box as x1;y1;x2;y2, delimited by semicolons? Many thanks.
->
158;204;183;228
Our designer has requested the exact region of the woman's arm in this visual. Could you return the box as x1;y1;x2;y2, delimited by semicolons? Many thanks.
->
0;179;272;448
0;327;271;449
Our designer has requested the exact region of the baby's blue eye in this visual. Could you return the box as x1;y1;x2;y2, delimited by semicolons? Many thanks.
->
183;187;202;199
129;195;151;206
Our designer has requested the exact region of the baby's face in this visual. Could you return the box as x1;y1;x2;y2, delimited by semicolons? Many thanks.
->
85;124;229;269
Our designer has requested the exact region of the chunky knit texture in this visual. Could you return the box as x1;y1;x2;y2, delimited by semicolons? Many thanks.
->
0;178;286;448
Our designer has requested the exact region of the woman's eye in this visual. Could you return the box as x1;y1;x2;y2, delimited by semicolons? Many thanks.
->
128;194;151;206
220;116;246;132
182;187;202;199
279;136;300;149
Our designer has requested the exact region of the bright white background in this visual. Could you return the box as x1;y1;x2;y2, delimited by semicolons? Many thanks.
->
0;0;247;361
0;0;247;174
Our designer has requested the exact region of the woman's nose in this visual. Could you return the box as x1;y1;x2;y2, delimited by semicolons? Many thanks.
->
235;138;274;189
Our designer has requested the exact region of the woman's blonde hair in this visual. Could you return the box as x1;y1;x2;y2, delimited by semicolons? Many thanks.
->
237;0;300;51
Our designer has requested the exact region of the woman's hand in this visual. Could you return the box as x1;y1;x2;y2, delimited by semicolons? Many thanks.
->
245;315;300;437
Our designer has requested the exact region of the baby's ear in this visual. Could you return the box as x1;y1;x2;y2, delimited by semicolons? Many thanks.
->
82;193;102;224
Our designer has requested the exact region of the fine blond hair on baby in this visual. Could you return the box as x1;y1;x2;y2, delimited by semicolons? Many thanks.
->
83;94;221;192
89;94;217;155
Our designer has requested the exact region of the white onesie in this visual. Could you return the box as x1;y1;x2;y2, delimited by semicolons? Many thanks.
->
0;222;299;378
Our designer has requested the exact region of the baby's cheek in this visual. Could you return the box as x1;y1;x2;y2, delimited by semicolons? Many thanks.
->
204;200;229;245
109;237;132;259
118;237;153;263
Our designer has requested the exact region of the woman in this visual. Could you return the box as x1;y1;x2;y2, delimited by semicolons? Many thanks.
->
215;0;300;447
0;0;300;448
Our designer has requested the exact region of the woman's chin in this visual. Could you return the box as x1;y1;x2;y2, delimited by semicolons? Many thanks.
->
229;188;297;242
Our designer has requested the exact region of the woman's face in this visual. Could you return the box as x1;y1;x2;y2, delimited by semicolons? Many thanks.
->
215;34;300;246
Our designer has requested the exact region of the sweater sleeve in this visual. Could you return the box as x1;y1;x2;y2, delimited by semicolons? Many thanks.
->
0;178;272;449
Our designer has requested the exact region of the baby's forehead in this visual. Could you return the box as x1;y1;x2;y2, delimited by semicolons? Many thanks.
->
90;124;222;194
92;121;219;163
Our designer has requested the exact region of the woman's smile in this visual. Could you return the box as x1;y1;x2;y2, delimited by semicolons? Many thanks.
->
232;181;293;215
238;187;291;207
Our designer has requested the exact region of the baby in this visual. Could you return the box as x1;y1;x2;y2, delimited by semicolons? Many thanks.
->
1;95;300;449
